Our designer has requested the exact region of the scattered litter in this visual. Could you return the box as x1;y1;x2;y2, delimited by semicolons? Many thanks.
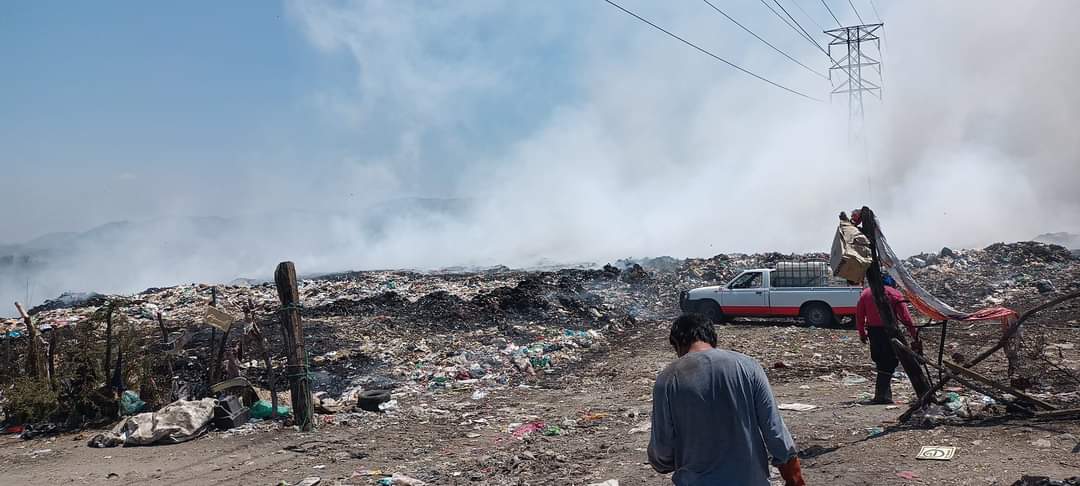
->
897;471;919;480
628;422;651;434
916;445;957;460
512;421;546;439
841;373;868;386
778;403;817;412
376;473;426;486
588;481;620;486
865;426;884;437
378;400;399;412
1031;439;1054;449
542;425;563;436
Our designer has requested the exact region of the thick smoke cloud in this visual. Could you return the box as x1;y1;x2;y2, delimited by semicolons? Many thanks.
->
2;0;1078;314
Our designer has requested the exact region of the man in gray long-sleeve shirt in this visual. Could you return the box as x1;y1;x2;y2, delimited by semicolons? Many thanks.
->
649;314;805;485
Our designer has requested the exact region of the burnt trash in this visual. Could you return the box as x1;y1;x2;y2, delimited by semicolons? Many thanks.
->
1011;476;1080;486
1035;279;1056;294
620;264;650;284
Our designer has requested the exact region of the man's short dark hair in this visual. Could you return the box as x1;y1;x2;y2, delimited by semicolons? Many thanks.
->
669;313;718;348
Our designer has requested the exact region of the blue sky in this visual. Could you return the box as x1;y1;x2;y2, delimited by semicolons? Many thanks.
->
1;0;1076;257
2;1;601;240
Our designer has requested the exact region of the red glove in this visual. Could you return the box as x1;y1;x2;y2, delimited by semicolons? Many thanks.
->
778;457;806;486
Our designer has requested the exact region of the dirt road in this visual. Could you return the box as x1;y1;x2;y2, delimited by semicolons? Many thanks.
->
2;321;1077;485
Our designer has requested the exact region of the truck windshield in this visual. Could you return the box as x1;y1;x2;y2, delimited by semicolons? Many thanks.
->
729;272;762;289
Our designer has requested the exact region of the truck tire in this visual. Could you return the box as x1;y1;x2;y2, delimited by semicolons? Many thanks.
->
695;300;725;324
801;302;835;327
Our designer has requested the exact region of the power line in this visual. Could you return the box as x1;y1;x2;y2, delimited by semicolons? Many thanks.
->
821;0;842;27
868;0;882;23
789;0;825;32
847;0;865;24
700;0;827;79
772;0;828;55
757;0;818;52
602;0;823;101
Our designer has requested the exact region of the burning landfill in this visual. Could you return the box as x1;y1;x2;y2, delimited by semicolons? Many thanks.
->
1;224;1079;485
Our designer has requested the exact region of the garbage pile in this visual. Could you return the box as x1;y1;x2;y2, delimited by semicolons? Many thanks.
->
904;242;1078;310
2;240;1076;439
901;241;1080;395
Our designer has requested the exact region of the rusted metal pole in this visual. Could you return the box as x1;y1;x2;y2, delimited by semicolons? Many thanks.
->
275;262;313;431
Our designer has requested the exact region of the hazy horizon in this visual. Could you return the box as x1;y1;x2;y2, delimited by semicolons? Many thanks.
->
4;0;1079;312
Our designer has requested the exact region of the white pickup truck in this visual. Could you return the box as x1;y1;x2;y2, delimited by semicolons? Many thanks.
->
679;262;862;326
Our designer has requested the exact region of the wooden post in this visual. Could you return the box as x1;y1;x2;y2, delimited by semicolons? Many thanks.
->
275;261;313;431
156;311;169;346
103;303;114;378
47;329;57;390
858;207;932;399
208;287;218;386
246;297;278;419
14;302;46;380
212;322;235;388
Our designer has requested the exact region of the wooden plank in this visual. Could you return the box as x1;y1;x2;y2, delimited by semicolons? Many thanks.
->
204;306;235;331
942;359;1056;410
275;261;314;431
1034;408;1080;420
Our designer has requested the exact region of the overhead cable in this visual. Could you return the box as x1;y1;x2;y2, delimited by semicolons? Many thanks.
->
847;0;866;24
602;0;823;102
700;0;827;79
789;0;825;32
821;0;842;27
771;0;829;56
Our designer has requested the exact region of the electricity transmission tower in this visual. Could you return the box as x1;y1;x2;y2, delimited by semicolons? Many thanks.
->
825;23;883;131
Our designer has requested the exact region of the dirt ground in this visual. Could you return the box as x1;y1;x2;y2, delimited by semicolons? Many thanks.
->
1;318;1077;486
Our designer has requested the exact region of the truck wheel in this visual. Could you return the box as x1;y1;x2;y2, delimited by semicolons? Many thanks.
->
696;300;725;324
801;302;835;327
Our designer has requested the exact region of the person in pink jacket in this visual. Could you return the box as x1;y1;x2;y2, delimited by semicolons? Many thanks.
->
856;275;919;404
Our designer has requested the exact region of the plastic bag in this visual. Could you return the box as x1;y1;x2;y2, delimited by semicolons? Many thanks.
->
119;390;146;415
250;399;291;419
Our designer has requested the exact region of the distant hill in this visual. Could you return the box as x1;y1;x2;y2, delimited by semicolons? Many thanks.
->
1034;232;1080;250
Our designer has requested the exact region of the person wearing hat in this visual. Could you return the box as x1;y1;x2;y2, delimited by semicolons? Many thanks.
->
855;274;919;404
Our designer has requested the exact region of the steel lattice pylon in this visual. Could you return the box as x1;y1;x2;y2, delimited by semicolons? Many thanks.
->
825;23;883;132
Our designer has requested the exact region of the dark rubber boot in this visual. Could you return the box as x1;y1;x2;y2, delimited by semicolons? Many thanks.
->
871;371;894;404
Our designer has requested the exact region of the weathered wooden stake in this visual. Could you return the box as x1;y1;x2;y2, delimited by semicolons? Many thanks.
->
858;207;932;399
103;303;115;378
212;322;235;388
14;302;46;380
208;287;218;386
156;311;169;345
47;329;57;390
246;297;278;419
275;261;314;431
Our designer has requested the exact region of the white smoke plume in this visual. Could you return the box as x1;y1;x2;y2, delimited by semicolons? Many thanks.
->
2;0;1078;313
